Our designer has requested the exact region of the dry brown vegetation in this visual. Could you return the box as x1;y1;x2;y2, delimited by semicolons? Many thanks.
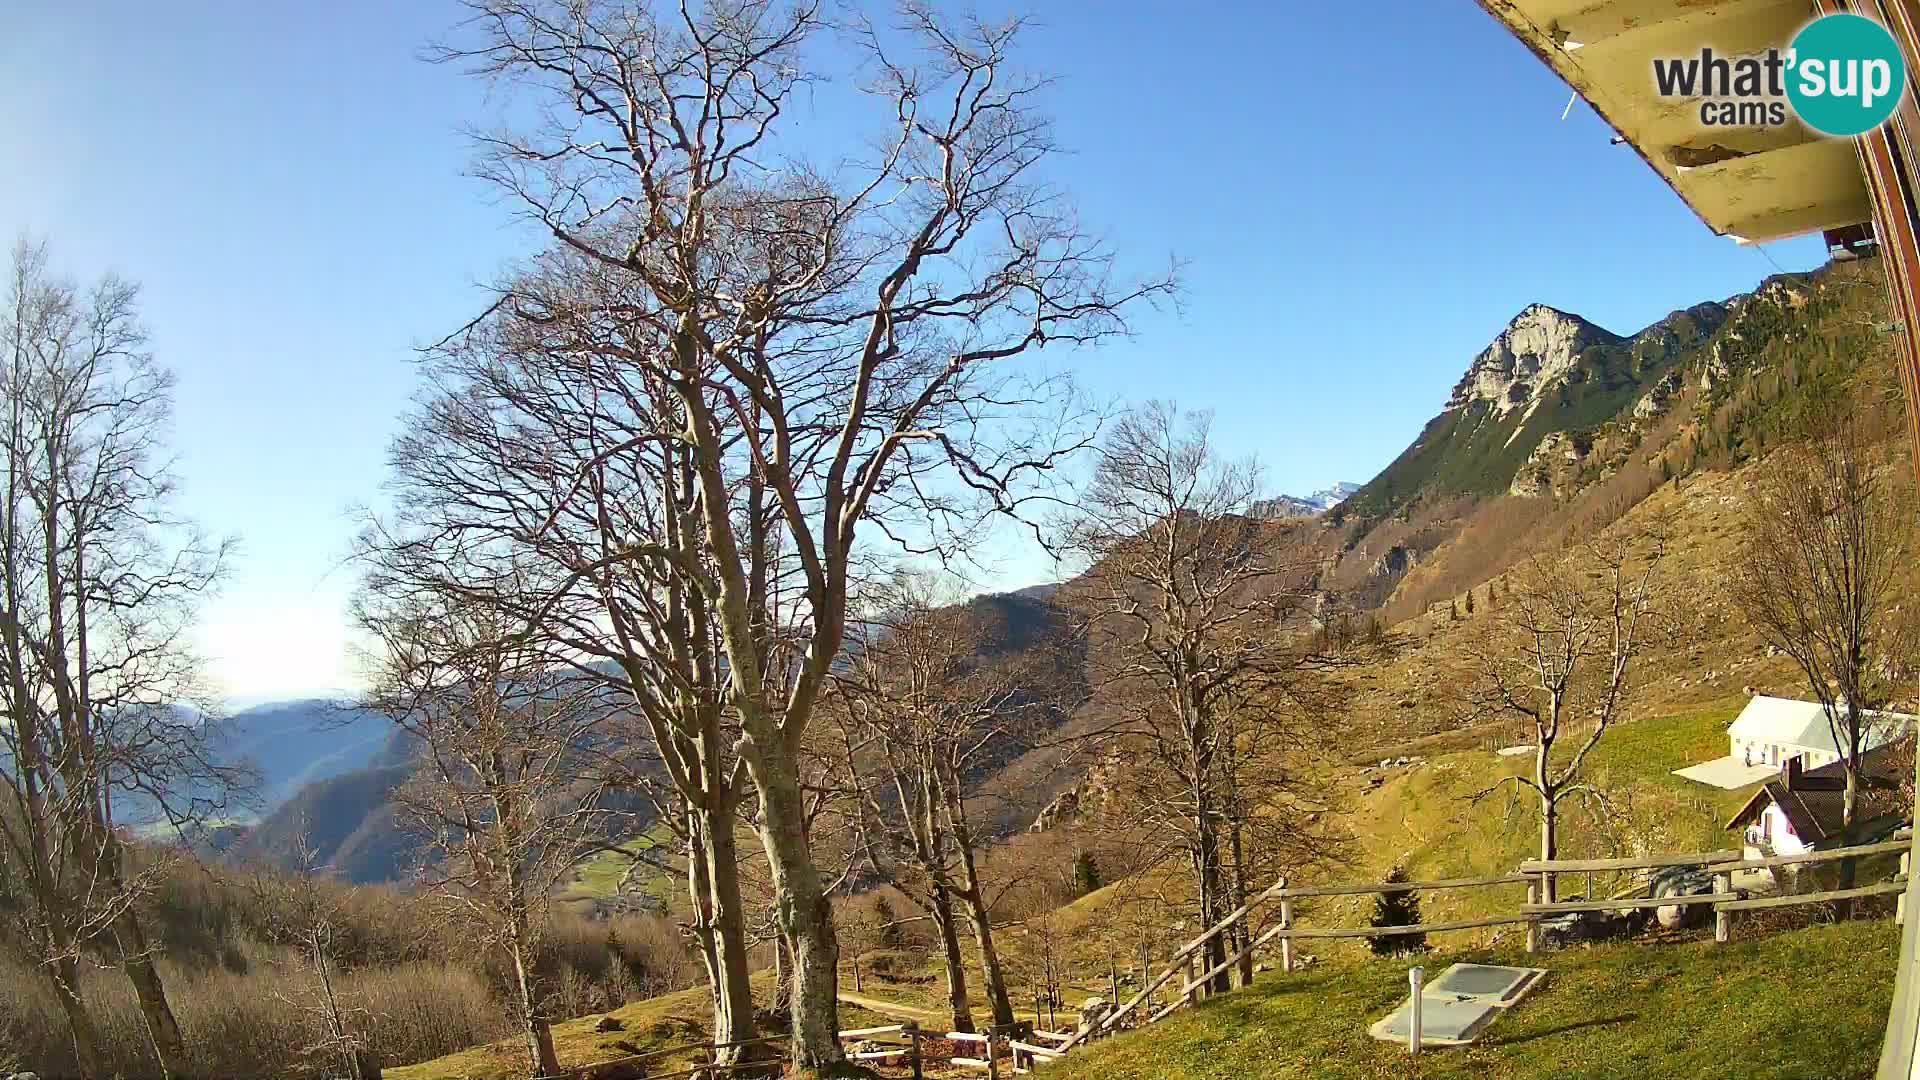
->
0;859;699;1078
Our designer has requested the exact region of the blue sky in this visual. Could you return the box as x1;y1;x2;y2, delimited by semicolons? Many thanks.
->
0;2;1826;703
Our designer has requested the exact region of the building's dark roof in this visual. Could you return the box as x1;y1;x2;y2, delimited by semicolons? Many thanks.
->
1724;744;1906;845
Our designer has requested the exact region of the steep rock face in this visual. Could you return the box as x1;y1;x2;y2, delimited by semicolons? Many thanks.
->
1634;369;1685;421
1508;431;1590;498
1446;305;1623;415
1348;296;1732;517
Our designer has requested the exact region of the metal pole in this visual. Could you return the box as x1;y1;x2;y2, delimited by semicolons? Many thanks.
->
1408;967;1424;1056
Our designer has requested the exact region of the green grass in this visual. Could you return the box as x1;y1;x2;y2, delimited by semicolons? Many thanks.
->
388;971;897;1080
1046;919;1899;1080
556;823;677;907
1283;699;1761;956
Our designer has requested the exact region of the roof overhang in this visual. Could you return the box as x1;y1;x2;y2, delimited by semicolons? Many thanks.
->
1478;0;1874;243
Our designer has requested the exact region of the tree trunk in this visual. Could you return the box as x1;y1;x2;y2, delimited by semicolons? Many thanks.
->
953;834;1016;1027
743;746;843;1070
311;943;362;1080
112;905;190;1079
1228;815;1253;989
1842;759;1862;890
772;933;793;1019
508;922;560;1078
931;886;976;1033
1190;798;1230;995
49;950;104;1080
1539;794;1559;904
690;795;760;1064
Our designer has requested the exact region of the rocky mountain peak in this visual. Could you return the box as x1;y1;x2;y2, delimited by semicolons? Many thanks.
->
1446;304;1624;415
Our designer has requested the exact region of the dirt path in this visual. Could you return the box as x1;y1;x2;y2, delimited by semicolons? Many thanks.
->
838;991;944;1024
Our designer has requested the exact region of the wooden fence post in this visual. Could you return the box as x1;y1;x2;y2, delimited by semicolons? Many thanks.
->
1889;849;1904;926
1714;869;1733;944
909;1024;923;1080
1524;878;1539;954
1185;953;1198;1005
1279;878;1294;974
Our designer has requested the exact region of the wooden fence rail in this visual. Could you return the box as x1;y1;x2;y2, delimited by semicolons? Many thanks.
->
1523;833;1910;944
547;834;1914;1077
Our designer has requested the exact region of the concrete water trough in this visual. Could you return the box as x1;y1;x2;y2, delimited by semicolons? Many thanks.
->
1366;963;1547;1047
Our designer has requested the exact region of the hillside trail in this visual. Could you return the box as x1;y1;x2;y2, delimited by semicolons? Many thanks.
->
838;991;944;1024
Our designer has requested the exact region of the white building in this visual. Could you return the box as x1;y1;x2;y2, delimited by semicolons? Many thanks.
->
1725;695;1912;771
1726;749;1904;859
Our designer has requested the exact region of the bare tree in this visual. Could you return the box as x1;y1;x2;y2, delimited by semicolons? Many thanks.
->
359;592;625;1078
248;823;375;1080
0;238;236;1079
388;2;1169;1067
1055;402;1348;993
1730;409;1913;882
1465;528;1669;900
832;576;1069;1030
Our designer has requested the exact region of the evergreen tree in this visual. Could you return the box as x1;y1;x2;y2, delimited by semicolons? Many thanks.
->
1369;866;1427;957
1464;591;1475;616
874;893;904;949
1072;850;1102;897
1448;600;1459;621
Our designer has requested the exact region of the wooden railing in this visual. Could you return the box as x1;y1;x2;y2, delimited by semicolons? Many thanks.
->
545;834;1913;1076
1044;833;1913;1066
1521;833;1911;945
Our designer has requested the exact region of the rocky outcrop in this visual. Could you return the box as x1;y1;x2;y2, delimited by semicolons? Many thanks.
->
1029;787;1082;832
1508;431;1591;499
1371;544;1415;580
1633;369;1684;421
1447;305;1623;415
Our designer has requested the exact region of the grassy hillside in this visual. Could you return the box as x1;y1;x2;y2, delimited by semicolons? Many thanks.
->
1045;919;1898;1080
387;973;897;1080
557;823;679;913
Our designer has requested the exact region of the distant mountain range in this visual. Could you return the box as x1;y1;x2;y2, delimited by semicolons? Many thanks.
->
209;698;396;814
1254;481;1362;519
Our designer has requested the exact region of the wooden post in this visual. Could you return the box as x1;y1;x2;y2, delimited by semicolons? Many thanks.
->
1902;852;1911;925
1714;870;1733;944
909;1024;924;1080
1185;953;1198;1006
987;1030;1000;1080
1279;886;1295;974
1524;878;1539;954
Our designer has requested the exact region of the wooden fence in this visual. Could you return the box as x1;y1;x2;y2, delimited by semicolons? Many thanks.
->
544;834;1912;1077
1520;833;1913;945
1051;832;1913;1062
